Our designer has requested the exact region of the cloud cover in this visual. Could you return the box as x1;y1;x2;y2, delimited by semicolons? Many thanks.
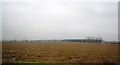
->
2;1;118;41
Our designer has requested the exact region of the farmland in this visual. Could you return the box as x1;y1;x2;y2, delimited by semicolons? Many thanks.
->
2;42;119;63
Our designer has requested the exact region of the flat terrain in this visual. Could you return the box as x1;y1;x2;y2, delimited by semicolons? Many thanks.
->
2;42;119;63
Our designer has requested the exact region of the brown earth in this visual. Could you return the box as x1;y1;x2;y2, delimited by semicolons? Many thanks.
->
2;42;119;63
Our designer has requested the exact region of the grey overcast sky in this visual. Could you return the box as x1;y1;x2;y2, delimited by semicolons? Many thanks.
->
2;0;118;41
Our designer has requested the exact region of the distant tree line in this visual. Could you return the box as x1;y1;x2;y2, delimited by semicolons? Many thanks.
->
62;37;103;43
85;37;103;43
8;37;118;44
9;40;28;42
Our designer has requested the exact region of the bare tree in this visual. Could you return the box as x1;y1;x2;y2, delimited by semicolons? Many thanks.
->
86;36;103;43
14;40;16;42
25;40;27;42
96;37;103;43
